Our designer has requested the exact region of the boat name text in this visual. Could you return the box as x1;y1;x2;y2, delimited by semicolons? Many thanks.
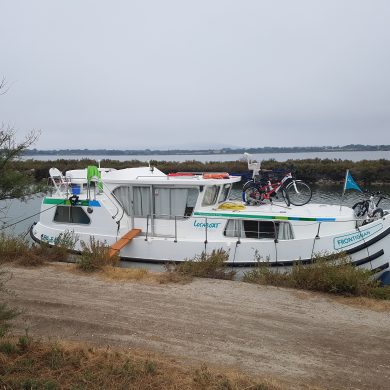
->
193;220;221;229
41;234;56;244
333;223;383;250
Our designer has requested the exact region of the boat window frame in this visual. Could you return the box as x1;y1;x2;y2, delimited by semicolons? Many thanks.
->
202;185;220;207
153;185;200;219
217;183;232;204
223;219;294;240
112;184;201;220
53;205;91;225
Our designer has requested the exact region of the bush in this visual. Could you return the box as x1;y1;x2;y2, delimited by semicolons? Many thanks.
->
0;233;30;263
0;341;17;354
243;252;387;298
167;249;236;280
78;237;119;272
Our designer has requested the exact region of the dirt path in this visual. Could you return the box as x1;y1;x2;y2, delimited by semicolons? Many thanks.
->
4;264;390;390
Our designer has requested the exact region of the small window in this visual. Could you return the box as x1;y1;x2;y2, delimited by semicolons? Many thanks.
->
202;185;219;206
243;220;275;239
54;206;90;224
218;184;231;203
224;220;294;240
184;188;199;217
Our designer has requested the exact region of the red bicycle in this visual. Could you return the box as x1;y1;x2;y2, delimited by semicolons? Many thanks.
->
242;153;312;206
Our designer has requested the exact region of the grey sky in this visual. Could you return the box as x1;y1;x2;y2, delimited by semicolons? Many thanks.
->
1;0;389;149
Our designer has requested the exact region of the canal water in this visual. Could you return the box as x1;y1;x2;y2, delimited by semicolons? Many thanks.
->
22;150;390;163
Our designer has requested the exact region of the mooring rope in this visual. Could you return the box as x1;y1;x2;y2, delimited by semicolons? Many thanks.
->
0;203;59;231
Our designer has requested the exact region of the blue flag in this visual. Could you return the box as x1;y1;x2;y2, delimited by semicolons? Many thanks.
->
344;170;362;192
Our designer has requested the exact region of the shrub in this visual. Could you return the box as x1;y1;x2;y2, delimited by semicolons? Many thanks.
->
0;233;30;263
78;237;119;272
243;252;386;298
51;230;79;261
0;340;17;354
168;249;236;280
18;231;79;266
17;330;32;352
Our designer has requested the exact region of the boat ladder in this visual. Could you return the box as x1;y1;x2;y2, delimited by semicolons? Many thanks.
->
108;228;142;258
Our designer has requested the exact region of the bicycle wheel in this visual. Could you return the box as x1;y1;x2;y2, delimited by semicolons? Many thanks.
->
284;180;312;206
352;201;368;218
372;208;384;219
242;184;262;204
278;187;290;207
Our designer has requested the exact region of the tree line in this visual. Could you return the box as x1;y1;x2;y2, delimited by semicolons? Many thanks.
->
8;157;390;185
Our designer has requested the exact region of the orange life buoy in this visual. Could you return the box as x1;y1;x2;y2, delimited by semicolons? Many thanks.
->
168;172;196;177
202;172;230;179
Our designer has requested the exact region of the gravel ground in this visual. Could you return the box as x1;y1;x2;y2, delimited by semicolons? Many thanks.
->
4;264;390;390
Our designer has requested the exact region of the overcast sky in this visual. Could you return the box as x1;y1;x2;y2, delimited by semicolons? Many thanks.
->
1;0;389;150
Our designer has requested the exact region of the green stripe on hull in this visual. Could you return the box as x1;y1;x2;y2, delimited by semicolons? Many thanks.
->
193;211;336;222
43;198;100;207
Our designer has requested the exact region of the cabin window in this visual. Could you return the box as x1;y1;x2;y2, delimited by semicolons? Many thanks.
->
113;186;151;217
113;185;199;219
185;188;199;217
113;186;131;215
202;185;219;206
133;186;151;217
154;187;199;219
224;220;293;240
218;184;231;203
53;206;90;224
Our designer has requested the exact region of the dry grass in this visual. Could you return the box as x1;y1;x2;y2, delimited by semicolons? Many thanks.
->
243;253;390;300
0;336;284;390
94;265;192;285
99;266;151;281
53;263;192;285
0;232;76;266
167;249;236;280
332;296;390;312
0;233;30;264
77;237;119;272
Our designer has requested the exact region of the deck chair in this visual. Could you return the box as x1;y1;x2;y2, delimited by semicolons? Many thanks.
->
49;167;68;193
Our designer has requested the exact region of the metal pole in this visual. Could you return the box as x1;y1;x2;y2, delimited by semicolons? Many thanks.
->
145;215;149;241
174;216;177;243
204;217;208;252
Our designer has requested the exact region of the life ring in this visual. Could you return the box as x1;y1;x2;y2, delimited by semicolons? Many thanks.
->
203;173;230;179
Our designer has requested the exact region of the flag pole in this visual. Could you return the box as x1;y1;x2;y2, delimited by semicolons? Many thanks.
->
339;169;349;211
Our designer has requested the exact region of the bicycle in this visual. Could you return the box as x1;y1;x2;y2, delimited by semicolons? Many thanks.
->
242;153;312;206
352;191;387;224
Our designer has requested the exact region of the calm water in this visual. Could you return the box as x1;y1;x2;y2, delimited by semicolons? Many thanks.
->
22;150;390;163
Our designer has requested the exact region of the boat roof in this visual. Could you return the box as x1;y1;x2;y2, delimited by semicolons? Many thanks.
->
194;202;356;222
101;167;241;185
